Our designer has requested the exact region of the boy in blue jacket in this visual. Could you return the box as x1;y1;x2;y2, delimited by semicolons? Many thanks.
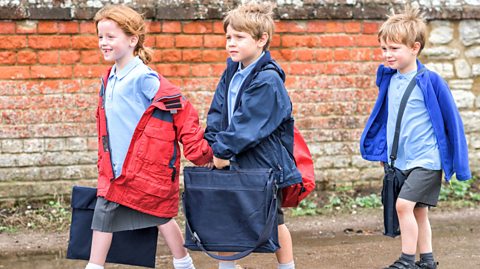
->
360;7;471;269
204;2;302;269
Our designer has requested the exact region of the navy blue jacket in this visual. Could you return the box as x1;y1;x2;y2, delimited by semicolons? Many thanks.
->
205;51;302;188
360;60;471;181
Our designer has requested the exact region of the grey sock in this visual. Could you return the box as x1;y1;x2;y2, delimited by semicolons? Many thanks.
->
400;253;415;264
278;261;295;269
218;261;236;269
420;252;434;262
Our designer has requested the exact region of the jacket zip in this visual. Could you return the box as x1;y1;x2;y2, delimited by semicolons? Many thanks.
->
100;77;116;181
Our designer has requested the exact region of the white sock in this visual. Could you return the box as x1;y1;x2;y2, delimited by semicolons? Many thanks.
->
218;261;236;269
173;254;195;269
278;261;295;269
85;263;104;269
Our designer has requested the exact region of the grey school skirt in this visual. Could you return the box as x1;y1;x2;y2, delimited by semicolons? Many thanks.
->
91;197;171;233
398;167;442;207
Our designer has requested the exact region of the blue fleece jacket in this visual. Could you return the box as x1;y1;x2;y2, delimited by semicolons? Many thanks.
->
360;60;471;181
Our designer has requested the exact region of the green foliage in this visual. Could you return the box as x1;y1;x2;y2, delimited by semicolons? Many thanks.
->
354;194;382;208
439;178;479;203
291;199;318;216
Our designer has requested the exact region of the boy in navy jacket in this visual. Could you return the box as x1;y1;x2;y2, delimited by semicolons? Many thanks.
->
360;7;471;269
204;2;302;269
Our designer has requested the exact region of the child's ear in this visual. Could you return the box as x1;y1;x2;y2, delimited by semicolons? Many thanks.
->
257;32;269;48
130;35;139;48
412;42;421;56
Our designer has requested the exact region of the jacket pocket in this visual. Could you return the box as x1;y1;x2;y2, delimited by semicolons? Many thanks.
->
137;125;176;166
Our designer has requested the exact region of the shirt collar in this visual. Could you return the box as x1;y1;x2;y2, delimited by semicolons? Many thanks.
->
109;56;143;80
236;52;265;76
396;69;417;80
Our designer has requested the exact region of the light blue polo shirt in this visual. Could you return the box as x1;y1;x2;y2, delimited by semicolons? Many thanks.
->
387;70;441;170
227;52;265;124
105;56;160;178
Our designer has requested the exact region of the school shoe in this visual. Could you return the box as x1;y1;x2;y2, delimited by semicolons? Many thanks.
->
415;260;438;269
383;258;418;269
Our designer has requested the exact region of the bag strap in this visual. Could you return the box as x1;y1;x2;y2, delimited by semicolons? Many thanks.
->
389;68;426;168
182;186;278;261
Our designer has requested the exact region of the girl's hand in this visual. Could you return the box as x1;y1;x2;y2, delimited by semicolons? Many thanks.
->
213;156;230;169
380;161;384;167
199;162;214;169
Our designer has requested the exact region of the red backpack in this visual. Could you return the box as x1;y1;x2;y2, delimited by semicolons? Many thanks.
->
281;127;316;207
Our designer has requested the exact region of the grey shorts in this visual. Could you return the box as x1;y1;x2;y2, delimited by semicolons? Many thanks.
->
91;197;171;233
398;167;442;207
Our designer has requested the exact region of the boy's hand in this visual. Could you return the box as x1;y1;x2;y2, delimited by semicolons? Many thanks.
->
380;161;384;167
213;156;230;169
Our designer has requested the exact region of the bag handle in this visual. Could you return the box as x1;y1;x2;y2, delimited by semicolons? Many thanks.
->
389;68;426;169
182;185;278;261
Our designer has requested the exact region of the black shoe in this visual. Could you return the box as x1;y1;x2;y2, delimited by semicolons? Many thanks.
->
415;260;438;269
383;259;418;269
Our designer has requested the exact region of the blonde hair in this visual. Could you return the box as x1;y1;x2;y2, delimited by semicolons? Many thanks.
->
94;5;152;64
378;6;427;55
223;1;275;51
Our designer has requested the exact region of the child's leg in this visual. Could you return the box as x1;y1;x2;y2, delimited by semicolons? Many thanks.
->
88;230;113;266
275;224;294;267
414;206;432;254
396;198;418;255
158;219;188;258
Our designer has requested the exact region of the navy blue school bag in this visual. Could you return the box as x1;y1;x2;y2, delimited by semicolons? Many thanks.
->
183;167;279;261
66;186;158;268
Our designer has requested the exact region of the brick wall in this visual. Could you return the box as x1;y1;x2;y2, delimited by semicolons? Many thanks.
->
1;0;479;200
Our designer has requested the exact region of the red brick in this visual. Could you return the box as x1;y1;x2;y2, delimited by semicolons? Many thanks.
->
17;50;37;64
80;21;96;34
344;22;362;33
213;21;224;34
38;21;58;33
324;63;360;75
270;49;295;61
306;21;325;33
38;51;59;64
372;48;383;61
183;78;216;91
297;49;315;61
0;51;16;64
191;64;213;77
270;35;281;48
73;65;107;78
80;50;101;64
175;35;202;48
182;50;203;62
0;22;15;34
161;49;182;62
289;63;326;75
204;35;225;48
155;63;190;77
325;21;344;33
212;64;225;76
151;50;162;63
58;21;79;33
29;35;71;49
162;21;181;33
319;35;354;47
183;21;213;34
16;21;37;34
350;48;372;61
145;36;155;47
60;50;81;64
0;66;30;79
72;36;98;49
0;36;27;49
202;50;226;62
315;49;333;62
154;35;174;48
333;49;351;61
282;35;319;48
355;35;379;47
275;21;307;33
146;21;161;33
31;65;72;78
363;21;381;34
